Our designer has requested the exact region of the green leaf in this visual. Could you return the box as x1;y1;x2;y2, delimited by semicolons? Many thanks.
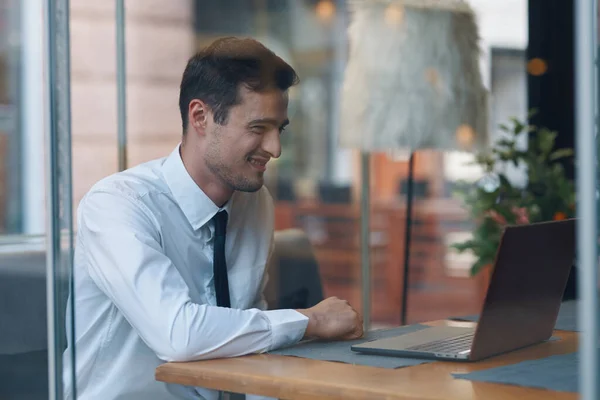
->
471;257;492;276
498;150;514;162
498;173;511;188
498;123;511;133
513;150;529;159
451;240;477;253
549;148;574;161
496;138;515;148
536;129;558;155
527;108;538;119
509;118;525;135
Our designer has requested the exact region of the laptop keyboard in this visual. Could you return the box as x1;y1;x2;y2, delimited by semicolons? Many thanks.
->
406;332;475;354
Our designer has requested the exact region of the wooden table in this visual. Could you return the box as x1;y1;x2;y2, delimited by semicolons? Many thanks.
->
155;320;578;399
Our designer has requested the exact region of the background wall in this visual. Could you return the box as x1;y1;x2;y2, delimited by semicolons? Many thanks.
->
69;0;194;208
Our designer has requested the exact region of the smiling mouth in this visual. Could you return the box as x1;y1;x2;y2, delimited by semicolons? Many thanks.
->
248;157;268;171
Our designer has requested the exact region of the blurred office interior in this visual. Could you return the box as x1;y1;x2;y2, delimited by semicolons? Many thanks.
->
0;0;596;399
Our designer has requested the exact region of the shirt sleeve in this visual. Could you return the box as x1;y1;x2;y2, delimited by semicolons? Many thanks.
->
78;189;308;362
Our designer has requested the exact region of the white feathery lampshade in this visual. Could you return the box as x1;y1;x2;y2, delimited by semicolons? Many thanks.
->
340;0;488;152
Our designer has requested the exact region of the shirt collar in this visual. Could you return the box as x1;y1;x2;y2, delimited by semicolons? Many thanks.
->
161;144;233;231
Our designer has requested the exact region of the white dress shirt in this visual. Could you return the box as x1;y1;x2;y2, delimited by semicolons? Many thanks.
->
62;144;309;400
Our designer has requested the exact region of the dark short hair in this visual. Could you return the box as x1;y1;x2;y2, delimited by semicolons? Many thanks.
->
178;37;299;132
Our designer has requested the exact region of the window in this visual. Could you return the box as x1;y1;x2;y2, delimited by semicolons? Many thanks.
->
0;0;21;234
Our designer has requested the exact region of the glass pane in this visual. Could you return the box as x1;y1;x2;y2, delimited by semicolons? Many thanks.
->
0;0;48;400
0;1;56;399
66;2;362;397
69;0;363;331
0;0;21;234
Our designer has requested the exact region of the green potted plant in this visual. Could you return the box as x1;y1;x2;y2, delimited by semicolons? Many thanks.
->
452;111;576;276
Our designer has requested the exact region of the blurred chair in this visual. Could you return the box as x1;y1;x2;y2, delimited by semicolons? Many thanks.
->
317;182;352;204
265;229;324;310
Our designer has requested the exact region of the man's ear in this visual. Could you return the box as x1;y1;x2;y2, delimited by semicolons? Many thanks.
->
188;99;211;136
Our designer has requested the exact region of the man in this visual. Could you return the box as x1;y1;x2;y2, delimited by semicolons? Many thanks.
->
63;37;363;400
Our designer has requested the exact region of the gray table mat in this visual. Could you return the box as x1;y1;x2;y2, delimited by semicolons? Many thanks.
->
452;351;582;393
450;300;588;332
268;324;434;369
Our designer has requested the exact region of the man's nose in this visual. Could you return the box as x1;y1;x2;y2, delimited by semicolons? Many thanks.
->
262;129;282;159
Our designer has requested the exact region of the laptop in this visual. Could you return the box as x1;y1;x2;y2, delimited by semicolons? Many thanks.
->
351;218;576;362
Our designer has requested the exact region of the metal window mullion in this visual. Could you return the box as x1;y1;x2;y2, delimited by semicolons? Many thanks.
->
575;0;599;399
44;0;74;399
116;0;127;171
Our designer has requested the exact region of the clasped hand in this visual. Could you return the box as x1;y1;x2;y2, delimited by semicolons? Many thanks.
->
296;296;364;341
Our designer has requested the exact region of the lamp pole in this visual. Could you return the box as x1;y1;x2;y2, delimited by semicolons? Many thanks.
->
360;152;371;332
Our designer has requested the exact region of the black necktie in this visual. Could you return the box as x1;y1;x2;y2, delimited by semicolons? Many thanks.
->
213;210;231;307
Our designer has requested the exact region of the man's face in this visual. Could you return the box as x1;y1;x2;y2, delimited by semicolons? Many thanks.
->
203;86;289;193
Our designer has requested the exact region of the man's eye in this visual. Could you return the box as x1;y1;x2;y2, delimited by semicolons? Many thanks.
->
251;126;266;134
